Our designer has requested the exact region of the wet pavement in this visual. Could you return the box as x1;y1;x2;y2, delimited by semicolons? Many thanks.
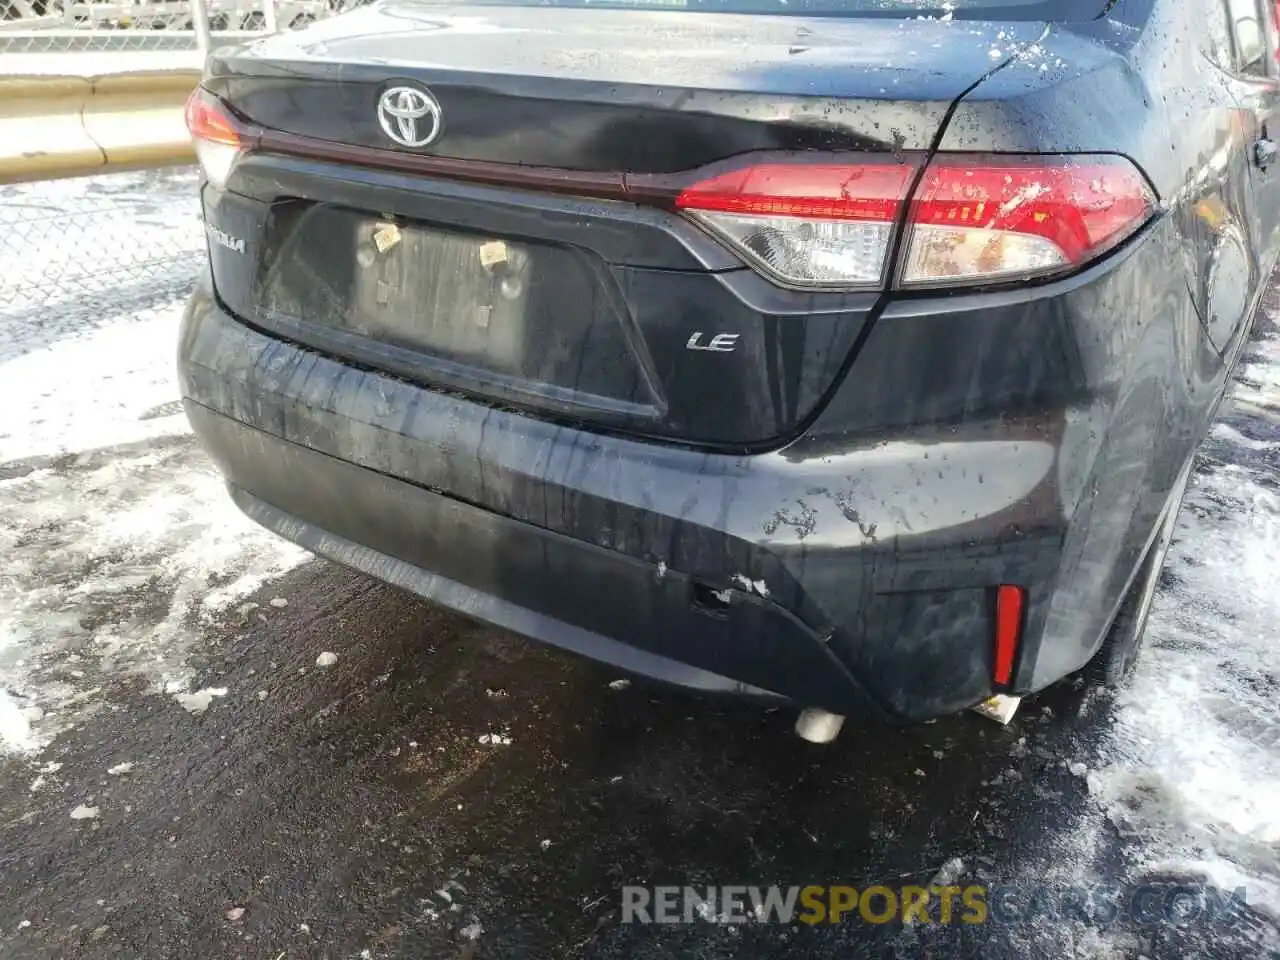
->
0;550;1114;958
1;447;1276;959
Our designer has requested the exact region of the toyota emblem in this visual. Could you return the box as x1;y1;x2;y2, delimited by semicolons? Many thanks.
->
377;86;442;149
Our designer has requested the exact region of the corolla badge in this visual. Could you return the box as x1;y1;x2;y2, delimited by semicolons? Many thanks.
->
377;86;442;148
205;222;245;254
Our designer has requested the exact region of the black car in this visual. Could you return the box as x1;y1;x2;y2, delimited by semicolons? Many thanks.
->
179;0;1274;742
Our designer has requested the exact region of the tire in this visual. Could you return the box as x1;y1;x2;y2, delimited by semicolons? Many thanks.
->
1085;458;1193;687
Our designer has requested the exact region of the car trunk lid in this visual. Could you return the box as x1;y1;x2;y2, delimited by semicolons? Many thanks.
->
199;5;1043;448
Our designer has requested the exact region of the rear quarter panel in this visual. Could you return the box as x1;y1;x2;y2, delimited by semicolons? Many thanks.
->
931;0;1256;687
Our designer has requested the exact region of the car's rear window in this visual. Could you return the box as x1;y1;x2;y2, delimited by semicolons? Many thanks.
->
448;0;1109;20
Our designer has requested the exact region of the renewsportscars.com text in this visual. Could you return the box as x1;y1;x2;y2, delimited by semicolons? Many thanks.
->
621;883;1249;927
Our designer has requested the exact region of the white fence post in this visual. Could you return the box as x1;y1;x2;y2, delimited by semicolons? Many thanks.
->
190;0;210;50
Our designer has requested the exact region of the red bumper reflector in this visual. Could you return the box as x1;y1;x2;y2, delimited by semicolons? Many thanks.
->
994;585;1026;688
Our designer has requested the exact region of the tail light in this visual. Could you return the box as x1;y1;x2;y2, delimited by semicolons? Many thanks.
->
184;89;252;191
675;153;1155;290
674;161;918;287
902;156;1156;287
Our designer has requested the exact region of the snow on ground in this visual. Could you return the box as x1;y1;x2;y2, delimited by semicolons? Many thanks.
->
0;689;37;753
0;298;193;462
0;169;306;756
0;435;308;754
1056;318;1280;946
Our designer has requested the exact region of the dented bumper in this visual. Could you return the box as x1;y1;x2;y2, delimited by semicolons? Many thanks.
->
179;278;1070;720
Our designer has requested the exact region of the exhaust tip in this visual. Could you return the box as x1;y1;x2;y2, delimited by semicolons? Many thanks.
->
795;708;846;744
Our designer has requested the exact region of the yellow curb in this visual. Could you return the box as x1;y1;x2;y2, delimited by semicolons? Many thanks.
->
0;70;198;183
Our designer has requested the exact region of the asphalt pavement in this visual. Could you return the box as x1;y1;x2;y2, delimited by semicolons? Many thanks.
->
0;539;1240;960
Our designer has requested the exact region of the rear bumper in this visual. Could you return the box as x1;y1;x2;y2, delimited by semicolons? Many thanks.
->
197;409;847;709
179;278;1074;721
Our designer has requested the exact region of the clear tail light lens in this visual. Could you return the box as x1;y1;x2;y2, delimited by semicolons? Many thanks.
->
184;89;248;191
901;155;1156;287
673;154;1155;290
674;161;918;288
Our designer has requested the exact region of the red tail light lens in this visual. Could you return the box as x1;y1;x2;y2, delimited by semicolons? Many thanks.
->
673;153;1154;290
184;90;242;146
184;89;250;190
902;155;1156;287
675;160;918;287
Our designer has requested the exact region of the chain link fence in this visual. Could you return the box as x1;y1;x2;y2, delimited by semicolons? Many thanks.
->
0;167;204;319
0;0;349;53
0;0;352;316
